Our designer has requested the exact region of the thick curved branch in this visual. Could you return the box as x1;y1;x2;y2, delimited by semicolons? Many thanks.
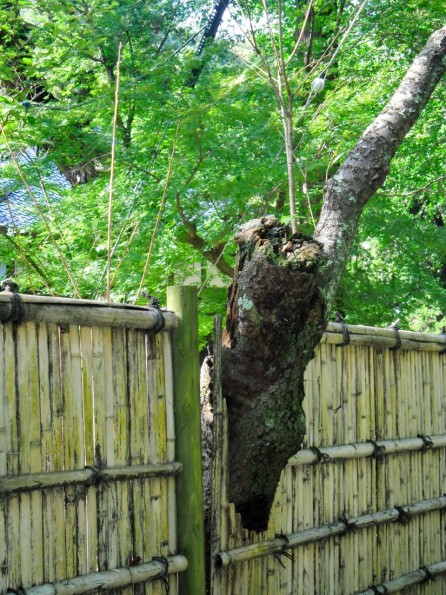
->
314;25;446;305
175;193;234;278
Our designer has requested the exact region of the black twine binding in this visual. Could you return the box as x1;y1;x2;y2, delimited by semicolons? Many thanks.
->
339;514;358;535
439;327;446;355
1;279;24;324
273;534;293;568
334;312;350;347
420;565;435;583
369;585;387;594
152;556;170;593
143;294;166;334
85;465;110;487
389;320;401;351
417;433;434;451
309;446;330;464
395;505;411;525
368;440;386;460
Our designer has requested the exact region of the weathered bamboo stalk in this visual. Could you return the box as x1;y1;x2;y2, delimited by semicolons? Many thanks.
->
0;293;177;330
326;321;446;345
322;331;446;352
0;462;183;496
215;496;446;568
287;434;446;466
167;286;206;595
19;555;188;594
355;560;446;594
211;316;224;591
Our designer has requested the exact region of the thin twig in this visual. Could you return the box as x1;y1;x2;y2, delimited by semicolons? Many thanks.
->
285;0;315;66
0;125;81;297
379;175;446;197
109;220;141;287
106;41;123;301
133;118;181;304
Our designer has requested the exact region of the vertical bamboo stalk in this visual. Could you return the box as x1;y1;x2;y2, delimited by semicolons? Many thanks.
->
111;328;132;594
162;330;179;595
211;316;223;593
0;325;7;593
104;326;120;576
79;327;99;576
16;322;43;588
167;286;205;595
37;323;55;584
127;328;147;586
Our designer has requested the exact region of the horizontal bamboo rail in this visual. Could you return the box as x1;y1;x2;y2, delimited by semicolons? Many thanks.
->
0;292;177;330
355;560;446;594
215;496;446;568
288;434;446;465
19;555;188;594
324;322;446;352
0;462;183;496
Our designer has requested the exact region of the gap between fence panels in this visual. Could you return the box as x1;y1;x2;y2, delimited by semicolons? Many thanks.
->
214;496;446;568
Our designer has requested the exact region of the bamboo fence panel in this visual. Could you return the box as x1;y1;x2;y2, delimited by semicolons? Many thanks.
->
0;295;186;595
212;324;446;594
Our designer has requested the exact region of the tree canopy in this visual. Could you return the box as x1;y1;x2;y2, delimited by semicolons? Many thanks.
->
1;0;445;339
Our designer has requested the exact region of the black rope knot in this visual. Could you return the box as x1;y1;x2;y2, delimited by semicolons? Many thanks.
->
388;320;401;351
369;585;388;594
273;534;293;568
152;556;170;593
417;433;434;451
143;293;166;333
7;587;26;594
85;465;110;487
368;440;386;461
420;565;435;583
309;446;330;464
395;505;411;525
334;312;350;347
1;278;24;324
439;327;446;355
339;514;358;535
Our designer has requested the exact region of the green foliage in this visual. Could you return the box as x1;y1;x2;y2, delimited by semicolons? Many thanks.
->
0;0;445;338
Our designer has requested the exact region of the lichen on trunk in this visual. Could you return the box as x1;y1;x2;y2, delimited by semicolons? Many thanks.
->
222;215;327;531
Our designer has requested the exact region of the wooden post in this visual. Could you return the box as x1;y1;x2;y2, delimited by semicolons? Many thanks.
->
167;286;206;595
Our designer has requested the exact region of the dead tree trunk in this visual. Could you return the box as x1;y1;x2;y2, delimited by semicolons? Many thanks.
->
222;25;446;531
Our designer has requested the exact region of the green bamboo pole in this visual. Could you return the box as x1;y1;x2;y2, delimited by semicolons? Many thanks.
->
167;286;206;595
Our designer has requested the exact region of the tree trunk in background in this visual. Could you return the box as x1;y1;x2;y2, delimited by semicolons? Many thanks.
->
222;25;446;531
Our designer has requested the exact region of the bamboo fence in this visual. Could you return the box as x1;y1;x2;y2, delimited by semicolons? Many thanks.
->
211;319;446;595
0;288;203;595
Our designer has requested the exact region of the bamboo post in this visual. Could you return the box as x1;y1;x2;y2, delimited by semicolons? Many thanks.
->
166;286;206;595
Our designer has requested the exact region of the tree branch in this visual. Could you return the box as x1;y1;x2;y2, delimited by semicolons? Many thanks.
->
175;192;234;278
314;25;446;306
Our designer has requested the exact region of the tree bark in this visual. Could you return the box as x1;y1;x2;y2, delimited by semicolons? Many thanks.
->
222;25;446;531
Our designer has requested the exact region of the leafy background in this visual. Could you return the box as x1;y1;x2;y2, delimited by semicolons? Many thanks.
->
1;0;444;343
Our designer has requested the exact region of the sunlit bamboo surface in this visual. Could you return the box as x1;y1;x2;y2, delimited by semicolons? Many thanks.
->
212;322;446;594
0;301;183;594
